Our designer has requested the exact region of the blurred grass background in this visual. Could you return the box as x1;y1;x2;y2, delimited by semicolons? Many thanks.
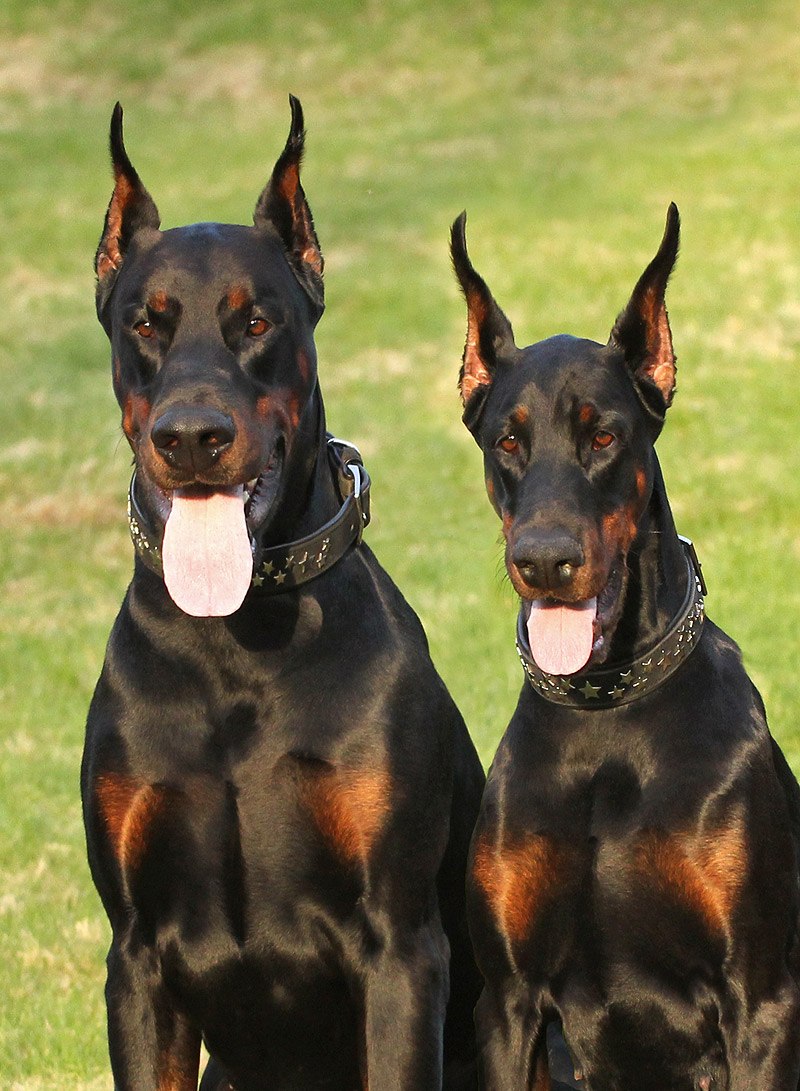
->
1;0;799;1084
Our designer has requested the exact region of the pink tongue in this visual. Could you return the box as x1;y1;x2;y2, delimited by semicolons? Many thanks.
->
526;598;597;676
162;486;253;617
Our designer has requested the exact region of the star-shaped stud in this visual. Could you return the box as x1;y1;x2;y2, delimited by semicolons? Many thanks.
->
262;560;275;576
252;573;264;588
579;681;601;700
610;686;626;700
275;570;287;585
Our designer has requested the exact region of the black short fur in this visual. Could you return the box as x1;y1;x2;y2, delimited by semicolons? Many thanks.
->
451;207;800;1090
81;98;485;1091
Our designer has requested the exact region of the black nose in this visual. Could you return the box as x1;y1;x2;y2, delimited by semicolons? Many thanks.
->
511;531;584;592
151;406;236;475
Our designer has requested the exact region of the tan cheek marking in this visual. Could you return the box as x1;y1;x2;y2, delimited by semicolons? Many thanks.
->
95;774;168;873
472;833;570;946
297;348;312;386
298;769;392;864
635;466;647;499
635;818;747;934
257;390;302;431
148;290;168;313
122;392;151;444
602;506;639;557
112;356;123;395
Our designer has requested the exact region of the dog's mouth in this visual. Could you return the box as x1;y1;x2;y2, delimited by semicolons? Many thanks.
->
522;565;624;676
139;444;284;617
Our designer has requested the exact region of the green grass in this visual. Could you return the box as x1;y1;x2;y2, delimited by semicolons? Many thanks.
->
2;0;800;1081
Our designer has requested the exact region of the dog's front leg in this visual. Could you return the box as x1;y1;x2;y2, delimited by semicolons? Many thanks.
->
474;980;547;1090
359;919;450;1090
105;940;200;1091
724;978;800;1091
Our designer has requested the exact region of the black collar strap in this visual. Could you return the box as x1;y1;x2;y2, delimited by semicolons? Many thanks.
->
127;435;371;596
515;537;706;709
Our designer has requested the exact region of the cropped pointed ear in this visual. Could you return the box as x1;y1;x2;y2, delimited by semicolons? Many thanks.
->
95;103;161;316
609;203;680;426
450;212;516;427
254;95;324;318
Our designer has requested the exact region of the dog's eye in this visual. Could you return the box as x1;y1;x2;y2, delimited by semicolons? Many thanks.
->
496;434;519;455
133;320;154;339
247;317;271;338
592;430;615;451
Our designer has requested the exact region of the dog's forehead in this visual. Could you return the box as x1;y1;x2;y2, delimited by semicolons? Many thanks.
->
510;334;632;406
120;222;297;302
523;334;607;382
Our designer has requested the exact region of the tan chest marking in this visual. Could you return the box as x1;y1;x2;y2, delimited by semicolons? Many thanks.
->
297;767;393;865
635;817;747;934
95;774;169;872
472;832;573;945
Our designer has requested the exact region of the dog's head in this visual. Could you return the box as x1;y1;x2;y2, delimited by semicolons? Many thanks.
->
96;97;324;617
451;205;680;675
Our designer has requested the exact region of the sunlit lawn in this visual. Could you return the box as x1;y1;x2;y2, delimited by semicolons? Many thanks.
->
1;0;799;1081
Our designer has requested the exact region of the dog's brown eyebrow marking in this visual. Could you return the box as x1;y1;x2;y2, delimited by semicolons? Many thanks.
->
226;285;251;310
147;290;170;313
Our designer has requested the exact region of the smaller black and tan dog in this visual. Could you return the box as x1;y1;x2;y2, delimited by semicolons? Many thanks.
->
81;98;485;1090
451;205;800;1090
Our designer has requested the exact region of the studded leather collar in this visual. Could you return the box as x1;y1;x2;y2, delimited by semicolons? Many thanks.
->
515;537;706;708
127;435;371;596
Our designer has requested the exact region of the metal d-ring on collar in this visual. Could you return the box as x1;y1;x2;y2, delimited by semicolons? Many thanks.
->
249;436;370;594
127;435;371;595
515;537;707;709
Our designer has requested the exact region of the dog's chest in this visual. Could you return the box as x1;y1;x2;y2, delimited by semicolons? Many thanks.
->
474;750;747;960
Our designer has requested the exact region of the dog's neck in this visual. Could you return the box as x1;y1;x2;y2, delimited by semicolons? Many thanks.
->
606;456;690;665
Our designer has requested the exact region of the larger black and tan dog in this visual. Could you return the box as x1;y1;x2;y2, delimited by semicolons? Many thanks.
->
81;98;484;1090
451;206;800;1089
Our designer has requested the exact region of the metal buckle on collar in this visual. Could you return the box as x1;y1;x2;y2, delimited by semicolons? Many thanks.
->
327;434;371;540
678;535;707;596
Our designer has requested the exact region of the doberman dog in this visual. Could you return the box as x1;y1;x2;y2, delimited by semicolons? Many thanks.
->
81;97;485;1091
450;205;800;1090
